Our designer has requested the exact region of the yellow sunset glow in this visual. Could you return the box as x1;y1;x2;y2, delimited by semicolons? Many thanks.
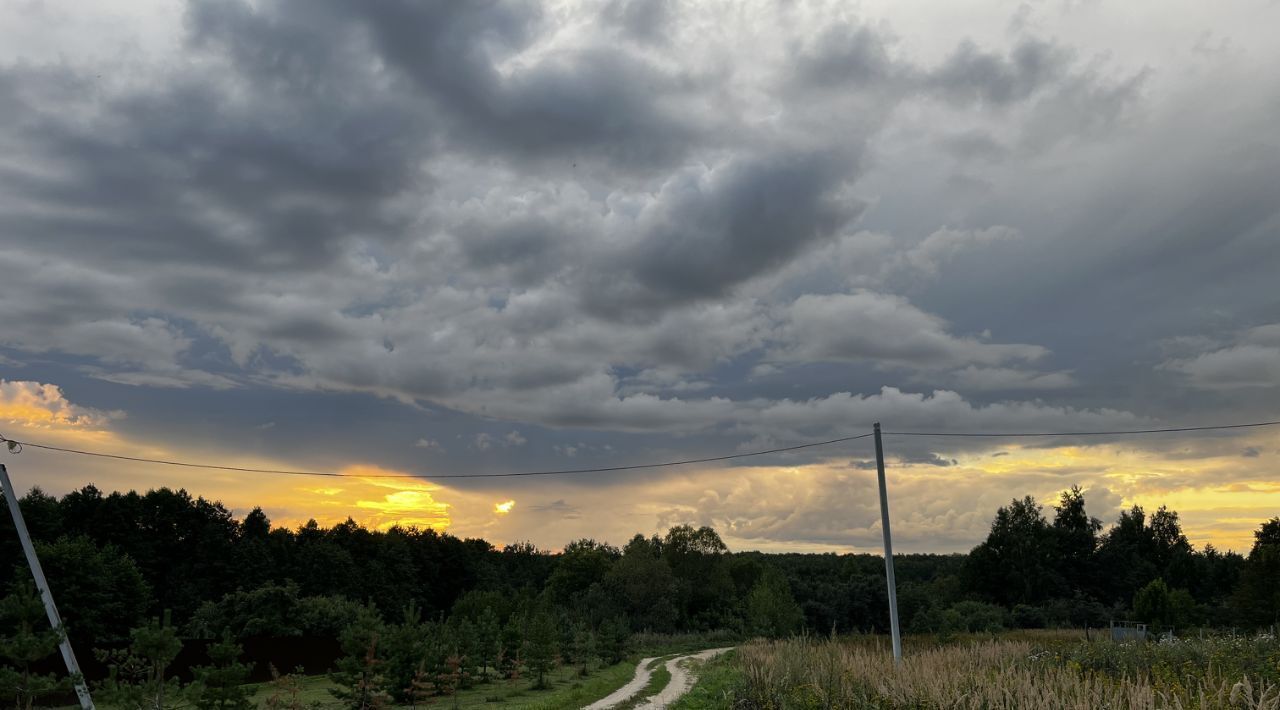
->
2;377;1275;553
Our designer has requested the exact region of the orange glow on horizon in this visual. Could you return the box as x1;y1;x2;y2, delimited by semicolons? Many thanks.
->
3;377;1275;553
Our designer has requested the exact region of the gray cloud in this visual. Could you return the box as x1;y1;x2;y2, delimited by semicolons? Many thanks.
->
768;292;1048;369
1161;324;1280;389
590;150;865;314
530;499;582;519
926;38;1072;106
0;0;1277;553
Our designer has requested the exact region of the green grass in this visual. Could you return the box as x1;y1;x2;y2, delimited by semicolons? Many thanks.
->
669;651;739;710
241;657;642;710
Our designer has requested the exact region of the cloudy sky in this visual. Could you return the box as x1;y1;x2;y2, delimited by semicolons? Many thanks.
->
1;0;1277;553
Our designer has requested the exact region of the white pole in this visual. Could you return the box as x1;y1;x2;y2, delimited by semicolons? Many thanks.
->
0;463;95;709
872;423;902;665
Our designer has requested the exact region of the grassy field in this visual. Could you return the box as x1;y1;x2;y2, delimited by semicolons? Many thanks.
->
670;651;738;710
678;631;1280;709
244;658;640;710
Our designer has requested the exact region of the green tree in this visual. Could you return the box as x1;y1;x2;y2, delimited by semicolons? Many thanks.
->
0;581;70;710
1133;578;1172;628
34;535;151;647
498;615;523;679
566;621;597;676
403;662;432;710
1052;486;1102;595
545;540;617;606
96;611;187;710
1233;518;1280;627
433;654;468;710
191;629;252;710
474;607;500;680
745;568;803;637
597;616;630;665
329;607;390;710
443;617;476;690
605;536;679;632
521;612;557;690
663;526;735;629
381;602;429;704
964;496;1062;605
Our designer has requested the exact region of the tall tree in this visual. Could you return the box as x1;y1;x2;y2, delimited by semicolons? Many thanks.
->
964;497;1062;605
605;536;679;632
1051;486;1102;595
1234;518;1280;627
663;526;735;628
33;536;151;647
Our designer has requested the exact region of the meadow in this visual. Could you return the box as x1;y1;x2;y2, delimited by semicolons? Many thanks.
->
695;631;1280;709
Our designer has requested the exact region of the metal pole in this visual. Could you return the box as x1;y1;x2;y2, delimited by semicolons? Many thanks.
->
873;423;902;665
0;464;95;709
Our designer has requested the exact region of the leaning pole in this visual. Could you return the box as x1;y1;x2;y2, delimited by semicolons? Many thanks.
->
0;463;95;709
872;423;903;665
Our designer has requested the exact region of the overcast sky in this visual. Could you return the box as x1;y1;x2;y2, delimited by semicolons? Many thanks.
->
1;0;1277;553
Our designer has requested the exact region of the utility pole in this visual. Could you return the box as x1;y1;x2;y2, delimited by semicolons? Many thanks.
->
0;463;95;709
873;423;902;665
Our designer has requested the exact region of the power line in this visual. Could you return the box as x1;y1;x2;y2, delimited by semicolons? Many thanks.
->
882;420;1280;437
2;418;1275;481
0;432;874;480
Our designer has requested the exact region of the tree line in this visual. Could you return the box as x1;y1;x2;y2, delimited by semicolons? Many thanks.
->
0;483;1275;706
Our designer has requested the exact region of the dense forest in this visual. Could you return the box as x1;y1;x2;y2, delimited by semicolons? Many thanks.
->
0;483;1276;701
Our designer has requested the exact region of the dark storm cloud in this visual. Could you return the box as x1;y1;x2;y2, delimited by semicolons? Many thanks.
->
587;150;866;315
926;38;1072;106
208;0;707;168
0;0;1275;508
791;22;898;89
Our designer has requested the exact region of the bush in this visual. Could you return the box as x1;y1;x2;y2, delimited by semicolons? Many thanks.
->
1012;604;1047;629
950;601;1009;633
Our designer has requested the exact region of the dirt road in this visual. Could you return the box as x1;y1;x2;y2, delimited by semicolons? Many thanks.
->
582;656;658;710
585;647;733;709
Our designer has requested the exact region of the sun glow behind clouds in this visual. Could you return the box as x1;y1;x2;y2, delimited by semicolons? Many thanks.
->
2;377;1276;553
338;465;451;530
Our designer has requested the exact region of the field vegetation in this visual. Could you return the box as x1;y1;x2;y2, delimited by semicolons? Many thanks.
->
725;632;1280;709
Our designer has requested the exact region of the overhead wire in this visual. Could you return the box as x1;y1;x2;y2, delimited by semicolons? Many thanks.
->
1;418;1276;480
0;432;875;480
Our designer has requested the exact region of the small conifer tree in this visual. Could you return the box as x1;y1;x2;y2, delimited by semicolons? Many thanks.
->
96;610;186;710
191;629;251;710
521;612;557;690
329;607;390;710
474;608;500;681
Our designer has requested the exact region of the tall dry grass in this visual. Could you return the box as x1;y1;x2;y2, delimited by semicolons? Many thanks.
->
734;636;1280;709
